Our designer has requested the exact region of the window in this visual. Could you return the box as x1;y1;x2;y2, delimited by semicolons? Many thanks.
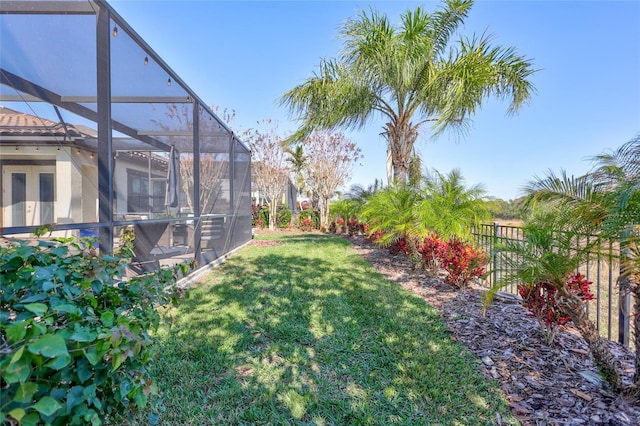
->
127;170;166;213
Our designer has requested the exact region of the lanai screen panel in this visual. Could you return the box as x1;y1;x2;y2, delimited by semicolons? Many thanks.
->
0;6;102;232
0;12;97;102
0;0;251;274
199;106;232;263
231;138;252;250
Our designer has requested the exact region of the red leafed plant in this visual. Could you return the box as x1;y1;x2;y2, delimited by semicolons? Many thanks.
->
299;217;314;232
518;273;594;344
347;218;360;236
417;234;446;272
438;238;488;288
365;229;384;243
566;272;595;302
389;237;410;256
360;223;370;234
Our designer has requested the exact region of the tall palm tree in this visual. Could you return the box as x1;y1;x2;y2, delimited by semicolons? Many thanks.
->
280;0;536;185
419;168;490;242
284;144;307;211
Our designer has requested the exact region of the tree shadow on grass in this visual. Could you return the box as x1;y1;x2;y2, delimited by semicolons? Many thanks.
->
138;236;517;425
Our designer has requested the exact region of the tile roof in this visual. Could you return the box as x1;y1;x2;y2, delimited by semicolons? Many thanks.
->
0;106;82;138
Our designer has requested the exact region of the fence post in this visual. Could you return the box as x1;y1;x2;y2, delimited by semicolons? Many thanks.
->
618;240;631;348
493;221;499;286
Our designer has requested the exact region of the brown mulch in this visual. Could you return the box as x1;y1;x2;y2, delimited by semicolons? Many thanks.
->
348;235;640;426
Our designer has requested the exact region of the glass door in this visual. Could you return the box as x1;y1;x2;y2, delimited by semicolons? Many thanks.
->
2;166;56;227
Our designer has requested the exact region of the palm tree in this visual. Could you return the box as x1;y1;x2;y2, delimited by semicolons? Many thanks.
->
484;213;624;391
347;180;383;202
419;168;490;242
329;197;359;225
345;179;384;217
284;144;307;212
360;186;425;265
524;135;640;394
280;0;536;185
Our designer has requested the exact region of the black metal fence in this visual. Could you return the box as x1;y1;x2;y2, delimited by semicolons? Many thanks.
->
472;222;634;350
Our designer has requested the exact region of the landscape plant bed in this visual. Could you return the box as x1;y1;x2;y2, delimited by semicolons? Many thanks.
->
348;235;640;425
131;233;517;424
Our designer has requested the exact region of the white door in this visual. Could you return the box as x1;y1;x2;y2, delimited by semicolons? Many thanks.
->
2;166;56;227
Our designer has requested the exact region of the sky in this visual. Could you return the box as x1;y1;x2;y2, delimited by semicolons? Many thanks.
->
109;0;640;201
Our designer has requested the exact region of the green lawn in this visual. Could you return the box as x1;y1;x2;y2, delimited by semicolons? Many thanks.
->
131;233;517;425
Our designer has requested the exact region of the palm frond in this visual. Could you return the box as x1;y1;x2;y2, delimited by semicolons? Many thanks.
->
361;186;424;244
419;168;489;241
431;31;536;136
523;169;608;234
428;0;473;55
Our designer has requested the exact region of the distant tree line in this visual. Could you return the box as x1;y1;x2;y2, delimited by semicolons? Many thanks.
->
484;196;528;221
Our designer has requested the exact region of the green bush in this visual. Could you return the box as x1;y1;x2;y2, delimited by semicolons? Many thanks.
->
277;207;292;228
298;210;319;230
0;237;192;425
258;206;270;228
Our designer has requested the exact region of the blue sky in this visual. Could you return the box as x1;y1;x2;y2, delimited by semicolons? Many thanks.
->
110;0;640;201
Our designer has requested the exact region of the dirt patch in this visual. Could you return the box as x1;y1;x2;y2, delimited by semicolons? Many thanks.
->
348;235;640;425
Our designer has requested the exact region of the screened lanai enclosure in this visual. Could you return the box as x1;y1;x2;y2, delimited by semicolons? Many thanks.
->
0;0;252;275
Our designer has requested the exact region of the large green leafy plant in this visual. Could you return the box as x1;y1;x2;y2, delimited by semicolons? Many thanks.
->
0;237;191;425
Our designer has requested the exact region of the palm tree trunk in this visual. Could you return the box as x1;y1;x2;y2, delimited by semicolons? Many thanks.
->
387;124;417;186
407;236;423;270
556;286;623;392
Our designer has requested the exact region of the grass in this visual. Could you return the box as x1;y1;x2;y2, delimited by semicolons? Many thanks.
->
131;233;517;425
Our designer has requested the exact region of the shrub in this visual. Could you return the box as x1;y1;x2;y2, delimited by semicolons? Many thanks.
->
299;210;319;230
438;238;488;288
346;219;360;236
361;223;370;235
328;221;337;233
365;230;384;243
255;219;264;229
518;273;594;344
258;206;270;228
277;207;292;228
417;234;446;272
251;204;261;226
389;238;410;256
0;237;192;425
299;217;315;232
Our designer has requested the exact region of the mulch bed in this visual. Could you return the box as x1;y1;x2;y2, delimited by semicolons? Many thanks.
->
348;235;640;425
